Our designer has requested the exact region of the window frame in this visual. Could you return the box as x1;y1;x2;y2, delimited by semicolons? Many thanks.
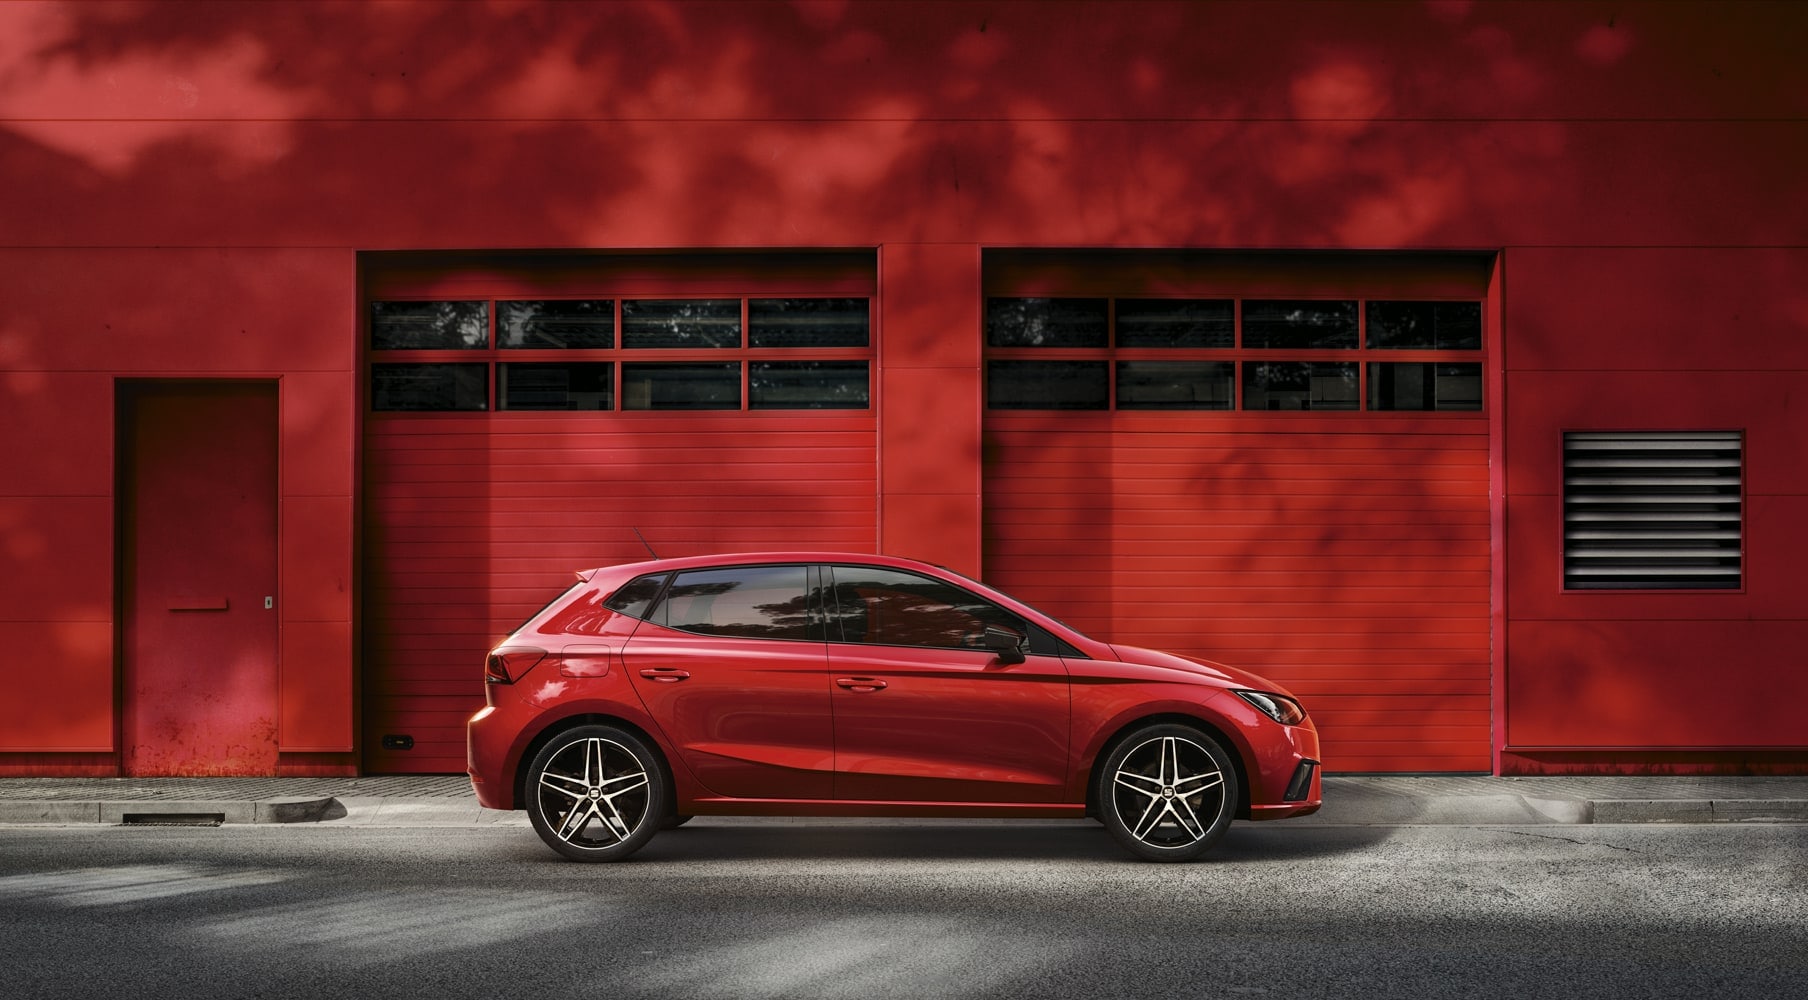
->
982;295;1486;413
368;294;874;413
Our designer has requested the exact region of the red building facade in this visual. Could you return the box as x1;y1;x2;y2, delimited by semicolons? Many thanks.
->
2;1;1803;777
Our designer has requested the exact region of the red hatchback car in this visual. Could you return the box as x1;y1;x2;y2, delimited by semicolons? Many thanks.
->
467;552;1321;862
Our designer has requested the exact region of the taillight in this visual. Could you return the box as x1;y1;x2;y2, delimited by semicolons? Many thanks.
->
485;646;547;684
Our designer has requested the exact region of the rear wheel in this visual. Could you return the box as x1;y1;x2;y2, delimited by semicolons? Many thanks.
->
1094;723;1239;862
525;724;668;862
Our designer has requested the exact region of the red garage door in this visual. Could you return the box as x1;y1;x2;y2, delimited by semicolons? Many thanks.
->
981;252;1495;773
362;253;877;773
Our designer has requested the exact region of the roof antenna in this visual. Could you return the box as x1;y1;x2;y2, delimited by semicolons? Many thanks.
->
632;527;661;561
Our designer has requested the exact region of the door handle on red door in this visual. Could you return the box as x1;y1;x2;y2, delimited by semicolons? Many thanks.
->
638;668;691;683
835;676;887;692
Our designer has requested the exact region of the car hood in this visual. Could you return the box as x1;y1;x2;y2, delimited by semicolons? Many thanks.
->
1108;643;1298;697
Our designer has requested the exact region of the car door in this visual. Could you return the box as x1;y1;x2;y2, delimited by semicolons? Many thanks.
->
824;564;1071;804
622;563;834;799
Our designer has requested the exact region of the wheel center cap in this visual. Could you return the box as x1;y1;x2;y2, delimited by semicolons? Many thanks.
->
589;788;601;800
1162;787;1175;799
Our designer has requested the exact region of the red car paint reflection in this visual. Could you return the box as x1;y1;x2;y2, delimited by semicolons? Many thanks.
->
467;552;1321;862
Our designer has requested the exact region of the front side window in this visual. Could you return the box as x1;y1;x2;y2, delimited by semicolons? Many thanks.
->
827;565;1025;649
652;565;812;640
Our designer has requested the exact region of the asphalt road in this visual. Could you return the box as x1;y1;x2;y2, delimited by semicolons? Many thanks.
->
3;819;1804;999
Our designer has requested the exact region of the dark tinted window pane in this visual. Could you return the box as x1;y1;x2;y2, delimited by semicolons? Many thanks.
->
1242;300;1358;350
986;298;1109;348
621;299;740;348
654;565;810;640
1241;361;1358;411
748;298;870;347
599;573;670;622
497;300;614;349
987;360;1108;410
1367;301;1483;350
371;301;488;350
1116;299;1234;348
1368;362;1483;411
499;362;613;410
621;362;740;410
1117;361;1234;410
750;361;869;409
828;566;1023;649
371;363;488;411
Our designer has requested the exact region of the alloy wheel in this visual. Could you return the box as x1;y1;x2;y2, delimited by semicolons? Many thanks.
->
526;725;667;862
1097;724;1238;861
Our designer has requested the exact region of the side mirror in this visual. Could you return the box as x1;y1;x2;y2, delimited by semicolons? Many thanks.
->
981;624;1027;665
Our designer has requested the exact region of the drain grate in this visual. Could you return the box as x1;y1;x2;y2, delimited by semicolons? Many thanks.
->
121;813;225;827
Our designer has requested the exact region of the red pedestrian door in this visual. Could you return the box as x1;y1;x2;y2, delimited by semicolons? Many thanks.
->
119;382;279;776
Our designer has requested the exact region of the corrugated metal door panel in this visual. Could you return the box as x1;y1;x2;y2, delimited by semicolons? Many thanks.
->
983;413;1491;773
364;410;877;773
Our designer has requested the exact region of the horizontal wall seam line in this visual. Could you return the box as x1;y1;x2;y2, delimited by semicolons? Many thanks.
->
4;116;1805;125
7;243;1808;251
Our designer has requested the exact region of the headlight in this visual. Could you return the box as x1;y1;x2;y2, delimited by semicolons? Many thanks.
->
1235;690;1307;726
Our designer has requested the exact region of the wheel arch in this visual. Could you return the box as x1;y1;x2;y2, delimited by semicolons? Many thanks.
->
512;712;678;817
1085;712;1254;821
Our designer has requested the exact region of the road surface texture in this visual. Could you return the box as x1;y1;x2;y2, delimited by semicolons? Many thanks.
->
3;819;1803;999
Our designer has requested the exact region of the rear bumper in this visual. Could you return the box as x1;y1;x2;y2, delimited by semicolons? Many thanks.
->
466;702;516;810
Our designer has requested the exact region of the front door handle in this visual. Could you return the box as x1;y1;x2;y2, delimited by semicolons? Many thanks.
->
835;676;887;692
638;667;691;683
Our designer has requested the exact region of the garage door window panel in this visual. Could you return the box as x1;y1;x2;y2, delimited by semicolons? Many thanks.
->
498;300;614;349
1367;362;1482;412
371;301;489;350
751;361;870;410
622;362;740;410
987;298;1109;348
749;298;870;348
371;362;489;411
499;362;613;411
1116;299;1235;348
1117;361;1234;410
987;360;1109;410
622;299;742;349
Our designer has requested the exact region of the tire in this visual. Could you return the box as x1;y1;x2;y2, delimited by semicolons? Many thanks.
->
662;814;694;829
525;724;669;862
1094;723;1239;862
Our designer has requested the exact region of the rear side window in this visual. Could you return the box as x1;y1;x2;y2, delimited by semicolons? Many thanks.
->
602;573;670;620
651;565;811;641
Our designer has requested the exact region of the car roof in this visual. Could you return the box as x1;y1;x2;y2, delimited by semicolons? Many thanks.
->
581;551;946;580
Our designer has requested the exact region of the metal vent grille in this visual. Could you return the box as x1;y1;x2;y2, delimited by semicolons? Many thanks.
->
1563;431;1743;590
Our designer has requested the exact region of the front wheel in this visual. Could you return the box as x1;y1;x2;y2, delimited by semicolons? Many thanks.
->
525;724;669;862
1094;723;1239;862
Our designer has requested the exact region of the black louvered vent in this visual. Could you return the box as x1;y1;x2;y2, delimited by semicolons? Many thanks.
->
1563;431;1743;590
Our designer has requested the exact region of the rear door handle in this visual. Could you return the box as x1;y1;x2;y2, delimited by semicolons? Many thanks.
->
639;667;691;683
835;676;887;692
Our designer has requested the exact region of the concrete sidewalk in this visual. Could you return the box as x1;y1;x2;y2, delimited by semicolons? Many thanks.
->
2;774;1807;827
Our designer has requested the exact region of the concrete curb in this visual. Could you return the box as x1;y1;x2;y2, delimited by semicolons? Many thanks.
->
1589;798;1808;824
0;797;338;826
